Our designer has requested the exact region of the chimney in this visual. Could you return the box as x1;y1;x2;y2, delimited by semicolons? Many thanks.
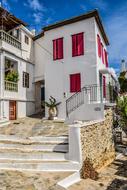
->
121;59;126;72
31;29;36;36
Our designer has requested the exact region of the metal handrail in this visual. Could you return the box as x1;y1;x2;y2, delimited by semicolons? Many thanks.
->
66;84;118;117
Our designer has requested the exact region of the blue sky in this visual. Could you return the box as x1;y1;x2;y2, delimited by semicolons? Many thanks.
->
1;0;127;74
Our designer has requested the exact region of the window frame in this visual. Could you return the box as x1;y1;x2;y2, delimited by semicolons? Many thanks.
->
72;32;84;57
25;35;29;45
53;37;63;60
70;73;81;93
23;72;29;88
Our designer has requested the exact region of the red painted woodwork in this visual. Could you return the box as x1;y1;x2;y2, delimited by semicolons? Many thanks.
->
9;101;16;120
72;33;84;56
70;73;81;92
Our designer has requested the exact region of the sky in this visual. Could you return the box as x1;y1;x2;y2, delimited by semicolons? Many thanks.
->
1;0;127;74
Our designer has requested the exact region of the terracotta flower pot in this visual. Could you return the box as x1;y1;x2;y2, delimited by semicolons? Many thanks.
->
48;107;57;120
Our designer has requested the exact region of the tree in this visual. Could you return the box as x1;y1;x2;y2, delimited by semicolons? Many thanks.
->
116;96;127;133
118;71;127;93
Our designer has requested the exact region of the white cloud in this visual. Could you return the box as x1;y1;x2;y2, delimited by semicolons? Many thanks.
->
26;0;46;12
1;0;10;10
91;0;107;10
80;4;87;12
80;0;107;11
33;12;43;23
106;6;127;65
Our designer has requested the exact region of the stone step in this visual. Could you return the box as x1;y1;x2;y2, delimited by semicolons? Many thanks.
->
0;161;80;171
0;143;68;153
0;135;68;145
0;151;67;161
0;120;10;127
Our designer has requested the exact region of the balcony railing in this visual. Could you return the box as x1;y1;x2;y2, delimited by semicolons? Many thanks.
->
0;30;21;49
5;80;18;92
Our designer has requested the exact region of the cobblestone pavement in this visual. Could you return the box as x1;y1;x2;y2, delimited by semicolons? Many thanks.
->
0;116;68;138
69;154;127;190
0;170;72;190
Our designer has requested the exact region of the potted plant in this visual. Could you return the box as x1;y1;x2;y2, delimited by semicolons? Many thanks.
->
43;96;61;120
5;70;19;83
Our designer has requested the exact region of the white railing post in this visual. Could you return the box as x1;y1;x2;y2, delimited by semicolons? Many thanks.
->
0;30;21;49
5;81;18;92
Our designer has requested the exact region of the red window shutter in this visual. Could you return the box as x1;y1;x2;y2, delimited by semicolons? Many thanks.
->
104;49;108;67
53;40;57;60
70;73;81;93
76;73;81;92
72;35;77;57
77;33;84;56
70;74;76;92
58;38;63;59
97;35;101;57
103;76;106;97
101;43;104;64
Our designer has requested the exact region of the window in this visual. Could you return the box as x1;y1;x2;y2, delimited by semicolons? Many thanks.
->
25;35;29;44
53;38;63;60
97;34;101;57
103;76;106;98
70;73;81;93
72;32;84;57
101;43;104;64
104;49;108;67
23;72;29;88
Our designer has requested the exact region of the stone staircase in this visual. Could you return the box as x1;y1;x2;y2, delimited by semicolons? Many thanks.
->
0;135;80;172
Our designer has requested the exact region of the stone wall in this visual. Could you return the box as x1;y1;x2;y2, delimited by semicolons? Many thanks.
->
80;108;115;177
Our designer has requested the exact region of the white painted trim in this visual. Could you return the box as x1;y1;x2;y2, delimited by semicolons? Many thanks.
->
69;124;82;163
57;171;81;189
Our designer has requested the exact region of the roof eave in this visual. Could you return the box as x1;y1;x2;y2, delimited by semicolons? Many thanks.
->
43;10;109;46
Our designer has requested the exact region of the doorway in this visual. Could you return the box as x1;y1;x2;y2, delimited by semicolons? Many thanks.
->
9;101;16;120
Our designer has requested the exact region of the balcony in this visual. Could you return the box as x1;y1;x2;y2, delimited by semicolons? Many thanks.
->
5;80;18;92
0;30;21;49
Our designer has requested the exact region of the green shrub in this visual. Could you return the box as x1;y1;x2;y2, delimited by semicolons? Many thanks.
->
5;70;19;82
116;96;127;129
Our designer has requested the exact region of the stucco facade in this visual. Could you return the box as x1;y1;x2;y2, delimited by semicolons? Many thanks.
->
34;11;116;121
0;24;35;120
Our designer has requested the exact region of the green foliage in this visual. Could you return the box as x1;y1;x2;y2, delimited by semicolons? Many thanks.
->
116;96;127;128
118;71;127;93
42;96;61;108
5;70;19;82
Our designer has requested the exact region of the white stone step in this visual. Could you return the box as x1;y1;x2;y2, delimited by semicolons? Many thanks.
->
0;135;68;144
0;152;67;161
0;162;80;171
0;119;10;127
0;143;68;153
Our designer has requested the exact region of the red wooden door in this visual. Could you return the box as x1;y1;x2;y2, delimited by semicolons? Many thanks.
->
9;101;16;120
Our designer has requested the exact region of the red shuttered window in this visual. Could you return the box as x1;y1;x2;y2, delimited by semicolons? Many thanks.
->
97;35;101;57
53;38;63;60
103;76;106;98
101;43;104;64
70;73;81;93
104;49;108;67
72;33;84;57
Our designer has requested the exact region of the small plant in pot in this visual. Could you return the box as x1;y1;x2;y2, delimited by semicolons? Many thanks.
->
43;96;61;120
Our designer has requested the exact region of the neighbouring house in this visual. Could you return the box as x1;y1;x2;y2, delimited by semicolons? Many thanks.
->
34;10;118;122
0;7;117;122
0;7;35;120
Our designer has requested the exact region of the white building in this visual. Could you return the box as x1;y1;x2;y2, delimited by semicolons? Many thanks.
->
0;7;35;120
34;10;117;122
0;7;117;122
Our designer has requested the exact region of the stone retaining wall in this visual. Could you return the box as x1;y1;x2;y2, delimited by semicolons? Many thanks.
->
80;108;115;177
